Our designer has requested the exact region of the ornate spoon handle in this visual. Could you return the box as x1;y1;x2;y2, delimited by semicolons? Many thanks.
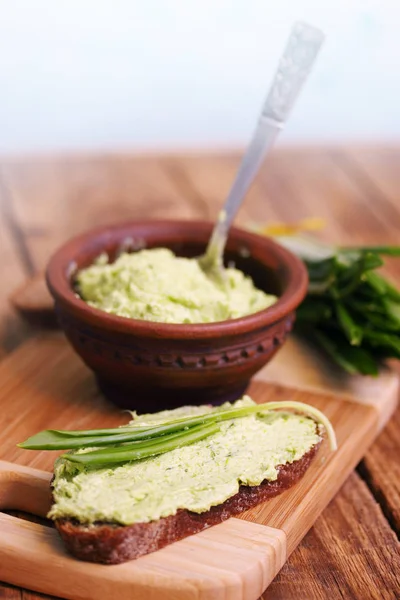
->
201;22;325;270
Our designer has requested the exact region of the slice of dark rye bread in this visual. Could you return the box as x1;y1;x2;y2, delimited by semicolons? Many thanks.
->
54;442;320;564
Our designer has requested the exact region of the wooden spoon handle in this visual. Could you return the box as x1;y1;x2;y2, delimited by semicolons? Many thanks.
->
9;273;58;327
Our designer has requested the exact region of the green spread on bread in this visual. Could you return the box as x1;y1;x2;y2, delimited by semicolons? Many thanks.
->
18;397;336;526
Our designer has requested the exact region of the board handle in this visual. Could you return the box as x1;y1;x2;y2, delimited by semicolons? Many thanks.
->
0;462;67;596
0;460;52;516
0;461;289;600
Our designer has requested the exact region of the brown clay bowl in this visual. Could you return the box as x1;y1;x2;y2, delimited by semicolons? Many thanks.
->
46;220;308;411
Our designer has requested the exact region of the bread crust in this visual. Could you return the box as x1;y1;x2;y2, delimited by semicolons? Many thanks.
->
55;443;320;564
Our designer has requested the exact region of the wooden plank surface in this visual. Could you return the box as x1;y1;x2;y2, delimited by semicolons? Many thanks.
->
0;176;32;356
0;341;395;600
263;472;400;600
0;147;399;599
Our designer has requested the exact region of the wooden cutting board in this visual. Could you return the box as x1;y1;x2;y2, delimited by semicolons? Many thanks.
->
0;333;398;600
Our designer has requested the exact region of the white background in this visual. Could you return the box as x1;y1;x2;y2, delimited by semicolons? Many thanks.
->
0;0;399;153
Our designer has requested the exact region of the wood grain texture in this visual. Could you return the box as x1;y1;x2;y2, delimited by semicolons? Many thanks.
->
0;460;287;600
10;273;399;427
0;460;286;600
0;510;285;600
258;336;399;431
334;148;400;540
0;584;21;600
160;149;400;591
0;585;62;600
0;334;384;472
0;148;399;599
0;156;205;272
0;334;396;599
358;374;400;536
0;177;32;356
9;274;56;328
262;471;400;600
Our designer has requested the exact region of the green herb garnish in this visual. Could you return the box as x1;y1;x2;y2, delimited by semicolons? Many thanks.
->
276;234;400;376
18;400;337;466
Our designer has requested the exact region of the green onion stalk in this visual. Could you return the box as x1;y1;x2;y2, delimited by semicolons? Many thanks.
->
18;401;337;466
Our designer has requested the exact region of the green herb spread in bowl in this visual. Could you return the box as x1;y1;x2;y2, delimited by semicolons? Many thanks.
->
76;248;277;324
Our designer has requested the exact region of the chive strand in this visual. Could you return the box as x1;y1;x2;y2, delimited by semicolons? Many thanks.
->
19;400;337;460
64;422;221;465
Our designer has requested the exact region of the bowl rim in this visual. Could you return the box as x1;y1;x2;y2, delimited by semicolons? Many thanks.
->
46;220;308;340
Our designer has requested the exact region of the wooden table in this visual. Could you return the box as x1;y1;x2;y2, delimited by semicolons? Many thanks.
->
0;147;399;599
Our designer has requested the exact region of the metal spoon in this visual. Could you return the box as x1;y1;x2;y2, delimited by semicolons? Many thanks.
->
198;21;325;279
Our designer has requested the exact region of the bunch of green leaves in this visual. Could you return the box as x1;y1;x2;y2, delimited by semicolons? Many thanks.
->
278;236;400;376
